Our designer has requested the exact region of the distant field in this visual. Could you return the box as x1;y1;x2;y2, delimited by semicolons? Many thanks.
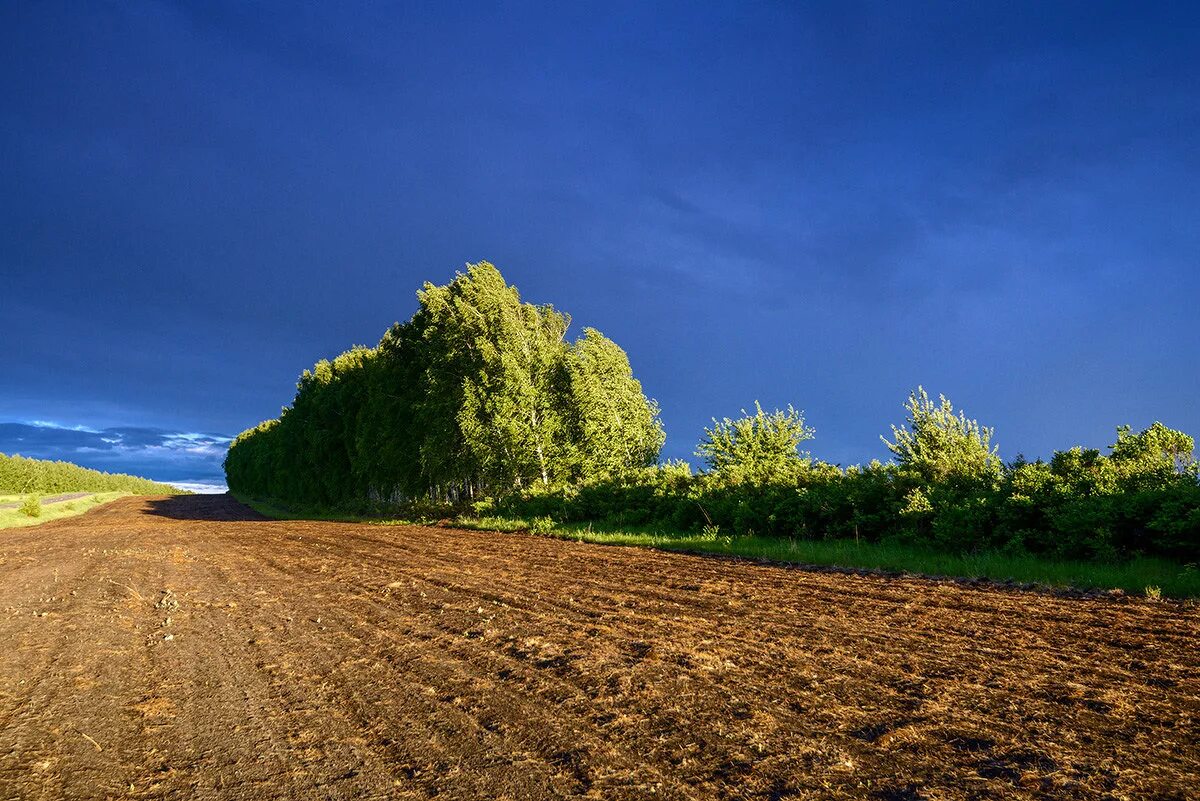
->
0;492;128;529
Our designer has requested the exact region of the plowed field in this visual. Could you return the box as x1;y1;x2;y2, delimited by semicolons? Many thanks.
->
0;495;1196;800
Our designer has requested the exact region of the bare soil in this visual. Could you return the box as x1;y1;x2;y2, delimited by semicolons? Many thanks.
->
0;495;1196;800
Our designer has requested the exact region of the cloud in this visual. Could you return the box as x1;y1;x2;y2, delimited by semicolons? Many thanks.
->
28;420;100;433
167;481;229;495
0;422;232;484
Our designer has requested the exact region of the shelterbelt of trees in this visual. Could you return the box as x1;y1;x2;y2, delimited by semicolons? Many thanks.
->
0;453;183;495
224;262;664;506
505;395;1199;562
225;262;1199;563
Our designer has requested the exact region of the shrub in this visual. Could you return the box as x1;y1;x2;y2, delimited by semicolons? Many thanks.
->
529;515;556;535
498;415;1199;563
19;495;41;518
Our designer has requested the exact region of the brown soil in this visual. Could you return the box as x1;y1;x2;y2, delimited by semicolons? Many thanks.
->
0;495;1196;800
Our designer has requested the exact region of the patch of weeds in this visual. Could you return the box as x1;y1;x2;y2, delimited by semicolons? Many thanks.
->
529;515;556;535
19;496;41;518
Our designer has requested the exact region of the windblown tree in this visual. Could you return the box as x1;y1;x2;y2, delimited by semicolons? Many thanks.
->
420;264;571;491
561;328;665;481
224;262;664;506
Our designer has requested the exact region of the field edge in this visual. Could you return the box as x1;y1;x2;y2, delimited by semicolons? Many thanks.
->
0;491;132;530
231;494;1199;601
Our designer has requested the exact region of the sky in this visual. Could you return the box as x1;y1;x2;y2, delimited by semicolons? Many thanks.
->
2;1;1199;490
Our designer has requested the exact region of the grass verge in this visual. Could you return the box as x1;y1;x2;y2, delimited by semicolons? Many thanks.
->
0;492;130;530
234;495;1199;600
456;517;1200;600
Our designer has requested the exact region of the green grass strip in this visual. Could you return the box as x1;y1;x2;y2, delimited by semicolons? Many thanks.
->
0;492;130;530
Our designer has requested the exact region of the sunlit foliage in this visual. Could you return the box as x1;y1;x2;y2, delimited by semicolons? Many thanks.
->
503;396;1199;562
224;265;1199;563
0;452;183;495
224;262;664;505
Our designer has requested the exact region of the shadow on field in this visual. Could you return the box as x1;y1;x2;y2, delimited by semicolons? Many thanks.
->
144;494;268;522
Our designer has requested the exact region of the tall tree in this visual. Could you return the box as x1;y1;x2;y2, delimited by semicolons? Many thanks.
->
225;261;665;505
418;262;570;492
561;328;665;480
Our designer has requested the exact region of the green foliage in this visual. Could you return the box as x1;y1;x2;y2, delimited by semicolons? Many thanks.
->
19;495;41;517
0;453;182;495
226;283;1199;568
883;387;1001;486
529;515;555;534
1110;422;1197;479
499;394;1199;563
697;402;814;483
224;262;664;507
561;328;665;481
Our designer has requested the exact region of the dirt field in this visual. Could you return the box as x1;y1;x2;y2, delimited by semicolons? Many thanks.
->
0;496;1196;800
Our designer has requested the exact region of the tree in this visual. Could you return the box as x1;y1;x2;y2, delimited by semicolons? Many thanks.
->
224;261;664;506
697;402;814;481
882;387;1001;485
560;328;665;480
1110;422;1197;478
419;261;570;491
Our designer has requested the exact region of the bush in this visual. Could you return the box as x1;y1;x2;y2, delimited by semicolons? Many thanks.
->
19;495;41;518
697;402;814;483
497;414;1199;563
883;387;1001;486
529;515;556;534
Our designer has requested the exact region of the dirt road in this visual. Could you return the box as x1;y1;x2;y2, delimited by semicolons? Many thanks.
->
0;495;1196;800
0;493;91;510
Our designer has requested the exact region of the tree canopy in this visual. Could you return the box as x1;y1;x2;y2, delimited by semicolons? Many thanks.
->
224;262;664;505
696;402;814;483
882;387;1001;485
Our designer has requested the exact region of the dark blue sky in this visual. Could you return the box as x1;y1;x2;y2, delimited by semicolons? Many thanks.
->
3;1;1198;488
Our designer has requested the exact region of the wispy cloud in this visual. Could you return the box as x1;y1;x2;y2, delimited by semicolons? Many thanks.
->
27;420;100;433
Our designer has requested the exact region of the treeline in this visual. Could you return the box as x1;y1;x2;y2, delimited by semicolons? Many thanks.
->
502;392;1200;561
224;263;664;506
0;453;183;495
225;263;1199;563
